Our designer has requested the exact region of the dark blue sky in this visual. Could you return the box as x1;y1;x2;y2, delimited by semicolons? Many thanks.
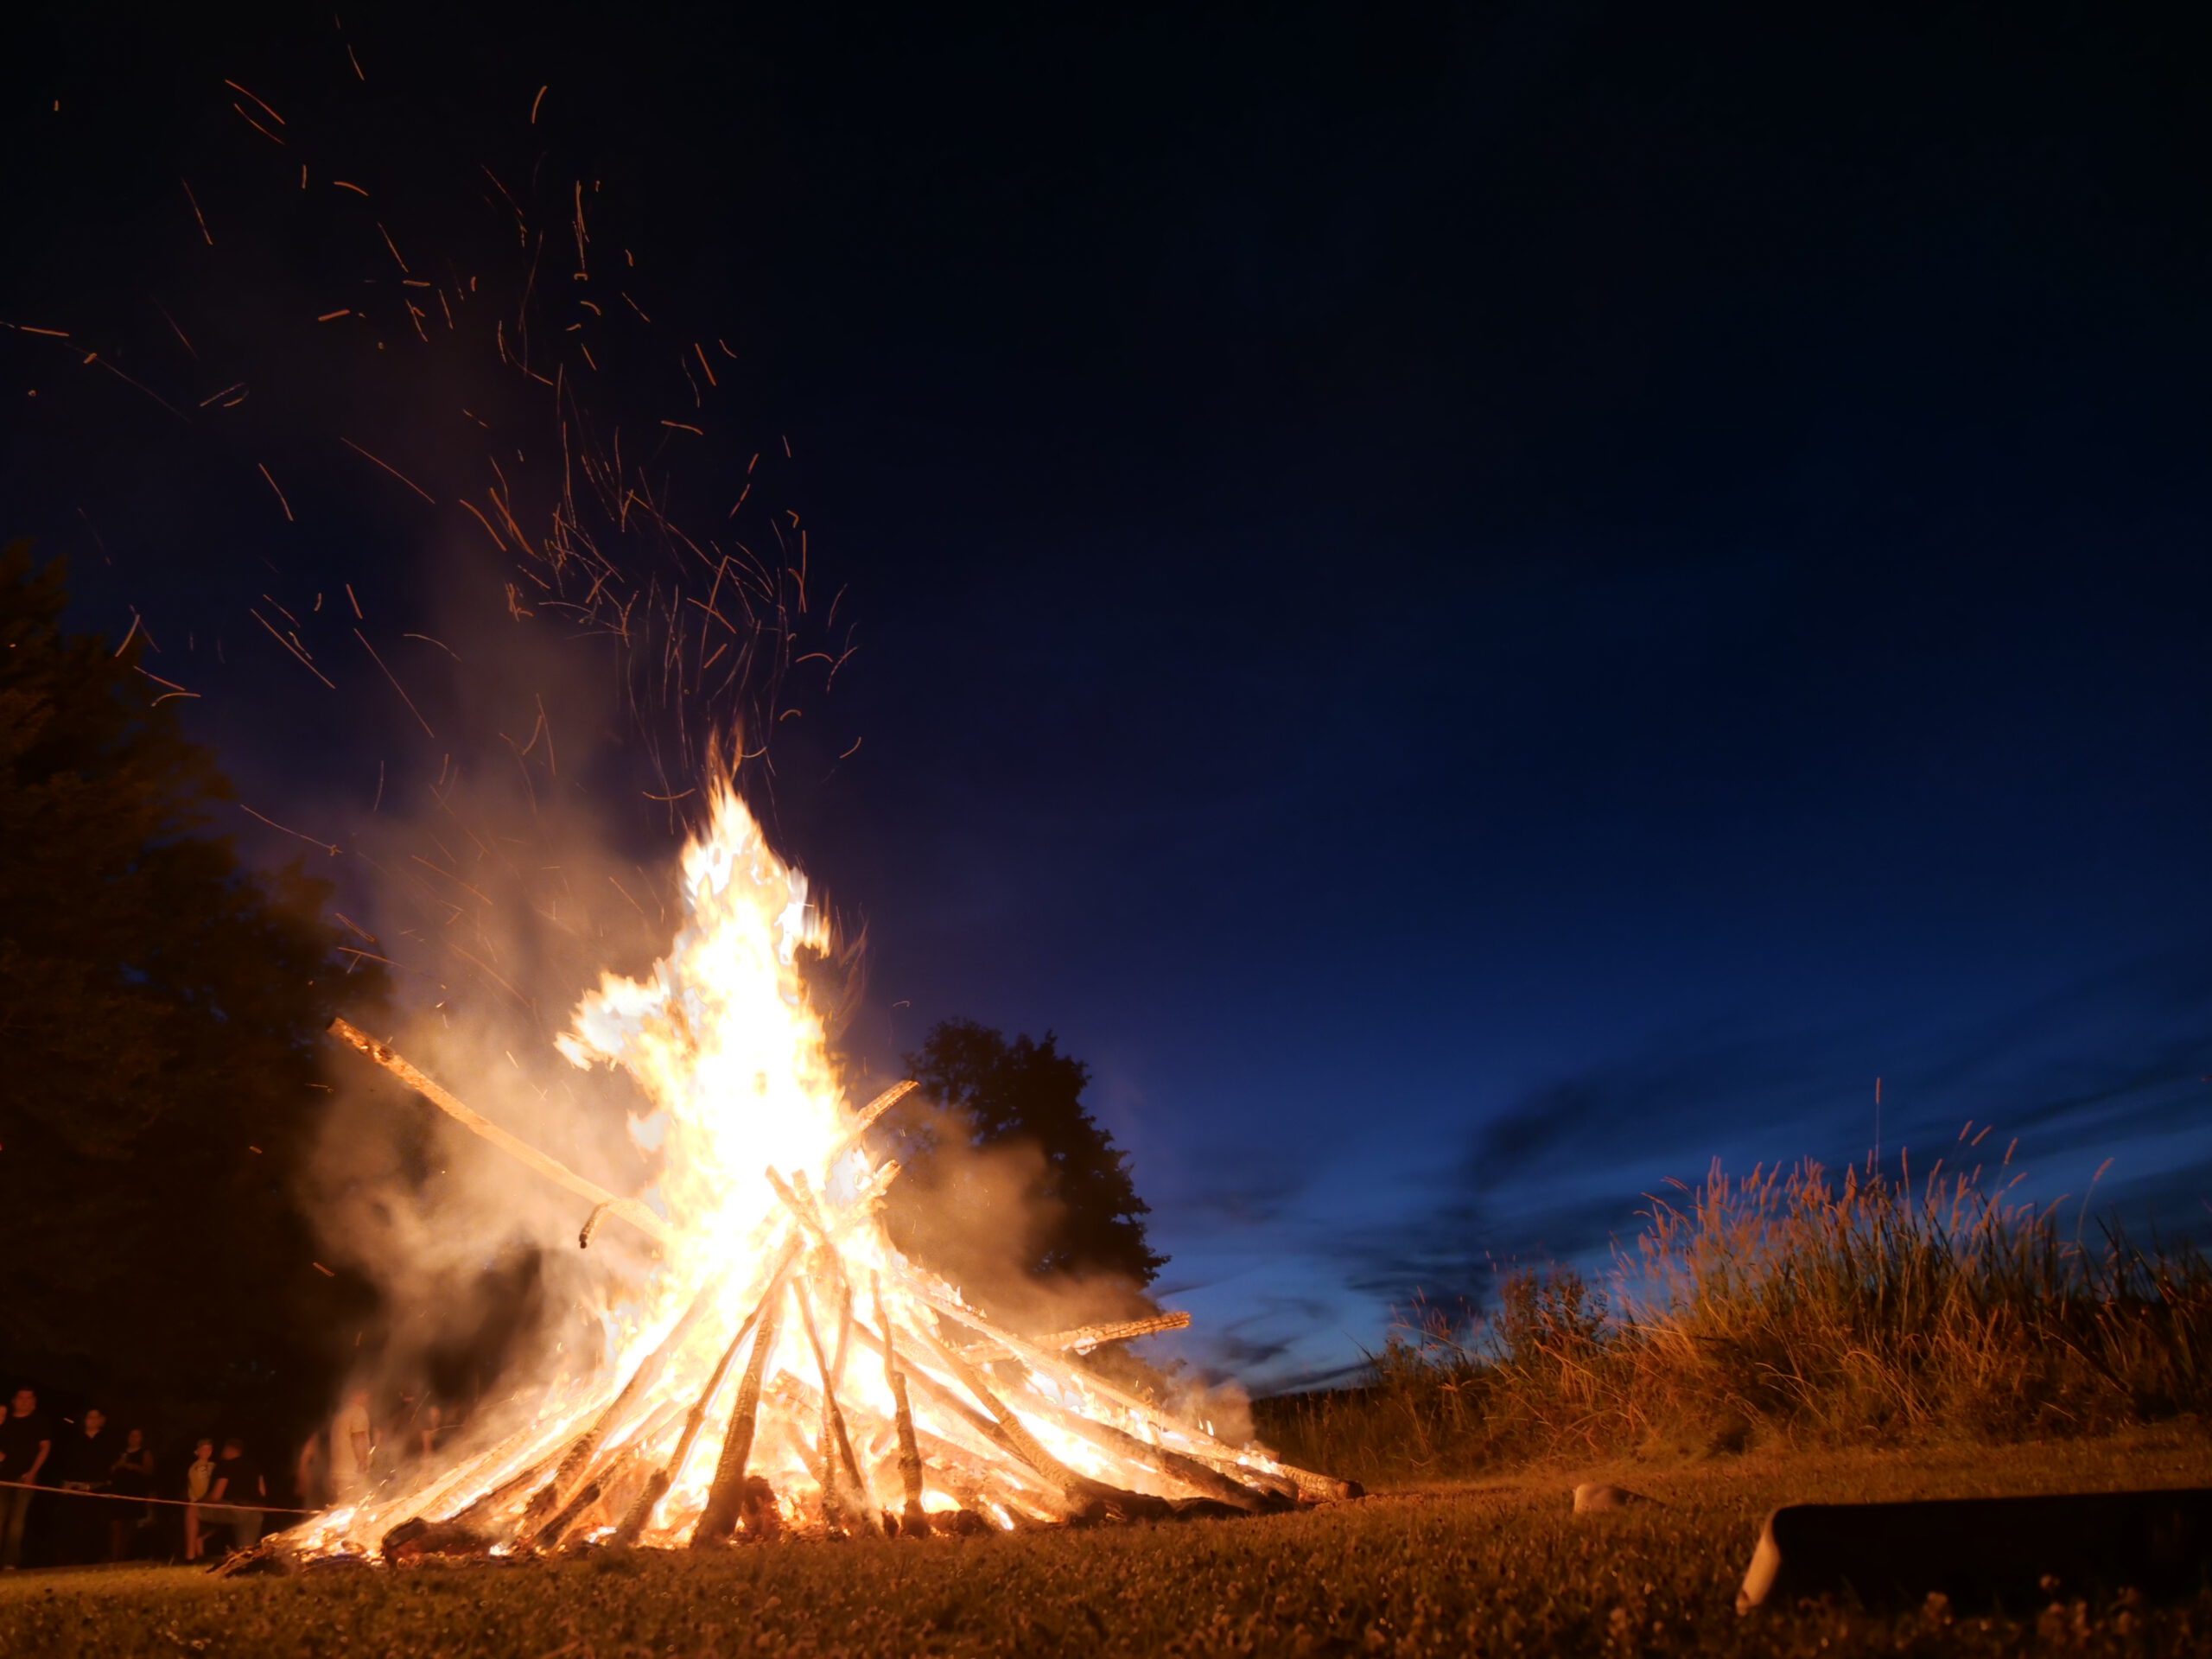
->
6;2;2209;1387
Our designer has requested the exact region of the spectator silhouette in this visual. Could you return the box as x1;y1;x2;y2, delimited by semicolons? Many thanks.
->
181;1438;217;1562
108;1428;156;1561
200;1438;267;1557
330;1389;373;1506
53;1406;115;1563
294;1427;327;1513
0;1387;53;1569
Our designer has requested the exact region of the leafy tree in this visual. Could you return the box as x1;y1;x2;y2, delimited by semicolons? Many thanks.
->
0;543;384;1426
885;1018;1166;1309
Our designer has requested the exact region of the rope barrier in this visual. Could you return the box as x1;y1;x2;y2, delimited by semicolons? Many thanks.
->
0;1477;322;1516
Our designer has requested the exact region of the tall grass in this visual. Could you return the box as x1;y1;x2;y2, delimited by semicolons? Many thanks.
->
1255;1144;2212;1486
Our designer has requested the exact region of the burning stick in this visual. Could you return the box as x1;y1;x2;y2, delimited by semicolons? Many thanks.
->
895;1274;1356;1502
763;1165;830;1245
772;1371;1054;1531
825;1078;918;1162
765;1166;872;1332
835;1156;903;1224
872;1275;928;1532
836;1313;1071;1516
607;1239;799;1546
448;1454;557;1531
957;1311;1193;1364
998;1377;1278;1512
531;1475;609;1550
906;1324;1092;1515
327;1017;671;1246
525;1402;673;1554
792;1273;882;1535
691;1269;791;1546
820;1278;858;1521
925;1328;1178;1521
825;1258;855;1395
414;1414;581;1533
519;1273;728;1534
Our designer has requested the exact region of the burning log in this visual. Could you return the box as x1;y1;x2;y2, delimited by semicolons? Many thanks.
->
448;1457;554;1532
835;1317;1073;1518
365;1414;549;1538
827;1262;855;1392
532;1407;672;1557
753;1376;912;1533
1162;1444;1302;1504
920;1328;1077;1490
998;1378;1284;1513
822;1301;861;1526
524;1394;686;1552
840;1305;1174;1523
691;1265;793;1546
518;1270;730;1532
896;1274;1357;1502
608;1236;801;1547
921;1348;1284;1516
957;1310;1192;1363
327;1017;672;1247
527;1471;607;1551
792;1274;883;1535
760;1170;879;1531
764;1164;836;1249
378;1518;494;1566
873;1276;928;1533
845;1382;1064;1529
826;1078;918;1162
841;1156;903;1217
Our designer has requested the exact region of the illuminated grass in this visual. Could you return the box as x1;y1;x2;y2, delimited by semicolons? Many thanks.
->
1261;1151;2212;1487
3;1438;2209;1656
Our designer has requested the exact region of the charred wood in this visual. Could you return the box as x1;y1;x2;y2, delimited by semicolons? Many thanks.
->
691;1273;789;1546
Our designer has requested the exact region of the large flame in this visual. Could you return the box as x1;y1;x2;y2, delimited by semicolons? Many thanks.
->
287;783;1330;1560
556;785;846;1286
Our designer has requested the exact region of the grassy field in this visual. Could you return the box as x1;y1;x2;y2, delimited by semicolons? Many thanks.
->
3;1431;2209;1656
10;1149;2203;1654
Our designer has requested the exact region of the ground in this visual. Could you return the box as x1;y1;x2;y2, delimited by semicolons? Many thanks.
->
3;1433;2209;1656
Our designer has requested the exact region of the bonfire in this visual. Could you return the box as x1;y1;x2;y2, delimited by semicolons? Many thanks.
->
254;785;1351;1567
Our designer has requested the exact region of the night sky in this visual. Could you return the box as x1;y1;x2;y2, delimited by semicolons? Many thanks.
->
6;3;2209;1389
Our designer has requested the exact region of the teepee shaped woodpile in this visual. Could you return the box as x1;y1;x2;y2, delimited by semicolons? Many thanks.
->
262;788;1351;1567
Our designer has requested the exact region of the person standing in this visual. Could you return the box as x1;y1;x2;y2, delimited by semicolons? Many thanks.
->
0;1388;53;1569
181;1438;217;1563
107;1428;156;1561
293;1427;327;1513
52;1407;115;1564
329;1389;373;1507
199;1438;266;1557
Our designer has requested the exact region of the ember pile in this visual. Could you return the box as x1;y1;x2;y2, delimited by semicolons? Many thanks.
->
256;785;1350;1568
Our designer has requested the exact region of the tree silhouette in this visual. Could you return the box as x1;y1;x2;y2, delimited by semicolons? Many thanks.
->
0;543;385;1421
890;1018;1166;1298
